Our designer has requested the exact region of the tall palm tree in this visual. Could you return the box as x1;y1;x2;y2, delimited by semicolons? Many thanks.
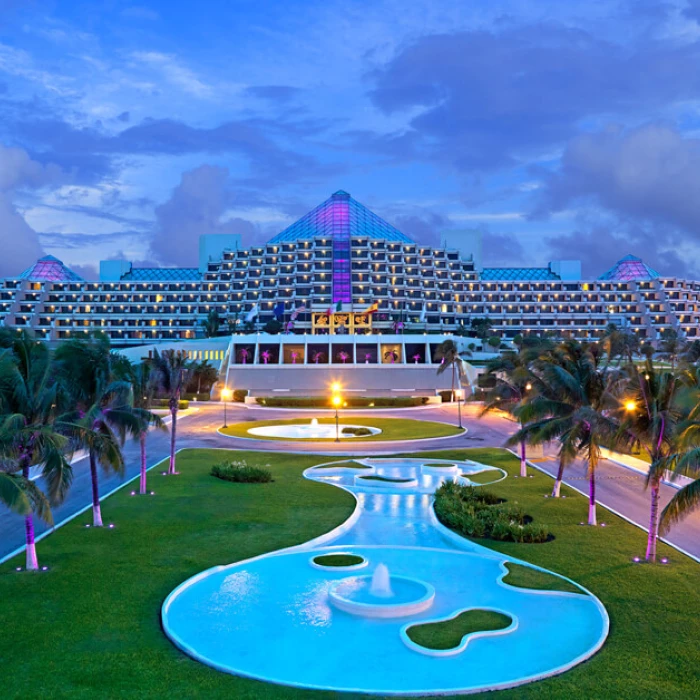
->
616;361;681;562
481;348;537;477
151;349;191;475
0;336;72;569
55;335;139;527
511;341;621;523
435;339;468;400
122;361;165;494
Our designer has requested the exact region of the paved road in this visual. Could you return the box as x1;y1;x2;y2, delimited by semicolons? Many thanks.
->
1;402;698;562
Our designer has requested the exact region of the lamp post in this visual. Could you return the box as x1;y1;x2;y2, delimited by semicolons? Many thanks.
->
221;387;232;428
454;388;463;429
332;393;342;442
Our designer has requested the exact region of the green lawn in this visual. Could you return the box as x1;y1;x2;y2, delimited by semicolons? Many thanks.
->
1;447;698;699
406;609;513;650
220;416;463;441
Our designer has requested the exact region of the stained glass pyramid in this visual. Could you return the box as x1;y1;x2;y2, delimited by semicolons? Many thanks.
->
268;191;414;244
18;255;84;282
598;254;659;281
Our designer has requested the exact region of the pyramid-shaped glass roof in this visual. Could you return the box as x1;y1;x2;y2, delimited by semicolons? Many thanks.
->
598;254;659;281
17;255;84;282
267;191;414;243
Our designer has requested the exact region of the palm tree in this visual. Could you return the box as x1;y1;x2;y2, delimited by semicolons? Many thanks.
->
151;349;192;475
435;339;468;400
658;328;686;370
55;335;140;527
202;309;222;338
481;348;536;477
658;365;700;540
616;361;681;562
512;341;621;523
0;336;73;569
121;361;165;495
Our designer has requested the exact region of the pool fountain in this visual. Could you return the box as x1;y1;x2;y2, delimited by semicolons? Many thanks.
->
246;419;382;439
328;563;436;618
162;457;608;696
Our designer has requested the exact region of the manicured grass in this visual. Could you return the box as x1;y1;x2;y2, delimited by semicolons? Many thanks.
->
0;449;356;700
1;446;699;699
313;460;371;470
406;609;512;650
463;469;504;484
312;553;365;567
502;562;581;595
220;416;462;442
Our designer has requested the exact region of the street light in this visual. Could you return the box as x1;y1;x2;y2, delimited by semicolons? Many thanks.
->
624;400;637;413
454;388;463;429
332;393;342;442
221;387;232;428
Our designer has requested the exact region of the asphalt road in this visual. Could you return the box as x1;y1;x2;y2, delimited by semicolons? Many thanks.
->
1;402;698;562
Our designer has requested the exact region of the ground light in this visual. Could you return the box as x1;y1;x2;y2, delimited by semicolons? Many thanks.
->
221;387;232;428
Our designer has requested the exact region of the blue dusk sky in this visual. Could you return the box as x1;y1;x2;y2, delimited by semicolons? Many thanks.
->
2;0;700;279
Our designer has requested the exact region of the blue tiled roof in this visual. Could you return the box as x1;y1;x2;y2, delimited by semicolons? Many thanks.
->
121;268;202;281
598;254;659;281
480;267;560;281
268;191;414;244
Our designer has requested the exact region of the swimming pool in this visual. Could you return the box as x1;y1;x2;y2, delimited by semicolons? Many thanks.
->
162;457;608;695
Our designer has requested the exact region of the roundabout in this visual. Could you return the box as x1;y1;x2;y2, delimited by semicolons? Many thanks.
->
218;416;465;442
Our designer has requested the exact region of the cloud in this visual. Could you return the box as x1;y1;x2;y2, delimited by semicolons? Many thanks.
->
535;123;700;238
0;192;43;276
0;144;63;190
545;222;695;278
150;165;259;266
131;51;213;99
367;24;700;169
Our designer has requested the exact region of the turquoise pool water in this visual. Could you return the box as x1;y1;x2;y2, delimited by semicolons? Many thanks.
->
162;457;608;696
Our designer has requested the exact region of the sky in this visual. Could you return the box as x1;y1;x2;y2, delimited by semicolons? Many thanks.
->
2;0;700;279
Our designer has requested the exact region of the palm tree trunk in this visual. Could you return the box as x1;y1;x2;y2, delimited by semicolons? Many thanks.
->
168;408;177;474
588;459;597;526
451;363;455;401
139;431;148;494
552;460;564;498
519;439;527;478
21;463;38;570
89;450;103;527
646;478;661;562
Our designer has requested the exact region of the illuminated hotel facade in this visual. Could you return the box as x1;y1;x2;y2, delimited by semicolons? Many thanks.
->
0;190;697;347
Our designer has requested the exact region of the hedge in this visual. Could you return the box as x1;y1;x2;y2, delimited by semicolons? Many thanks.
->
254;396;429;408
150;399;189;410
182;393;210;401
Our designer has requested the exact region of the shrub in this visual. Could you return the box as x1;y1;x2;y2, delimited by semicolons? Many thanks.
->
210;460;272;483
151;399;189;410
433;482;550;544
233;389;248;403
182;393;210;401
341;426;373;436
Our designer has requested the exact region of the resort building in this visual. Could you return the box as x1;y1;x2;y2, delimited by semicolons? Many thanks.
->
0;190;697;347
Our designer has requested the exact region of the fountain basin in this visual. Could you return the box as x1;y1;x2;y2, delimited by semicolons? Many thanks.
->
421;463;460;476
247;423;382;439
329;574;435;618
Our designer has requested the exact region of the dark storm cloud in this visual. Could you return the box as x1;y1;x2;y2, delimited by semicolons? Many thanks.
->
545;223;694;279
15;116;324;183
535;123;700;237
367;25;700;169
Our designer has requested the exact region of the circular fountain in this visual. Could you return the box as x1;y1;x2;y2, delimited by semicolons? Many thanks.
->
328;563;435;618
247;419;382;440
